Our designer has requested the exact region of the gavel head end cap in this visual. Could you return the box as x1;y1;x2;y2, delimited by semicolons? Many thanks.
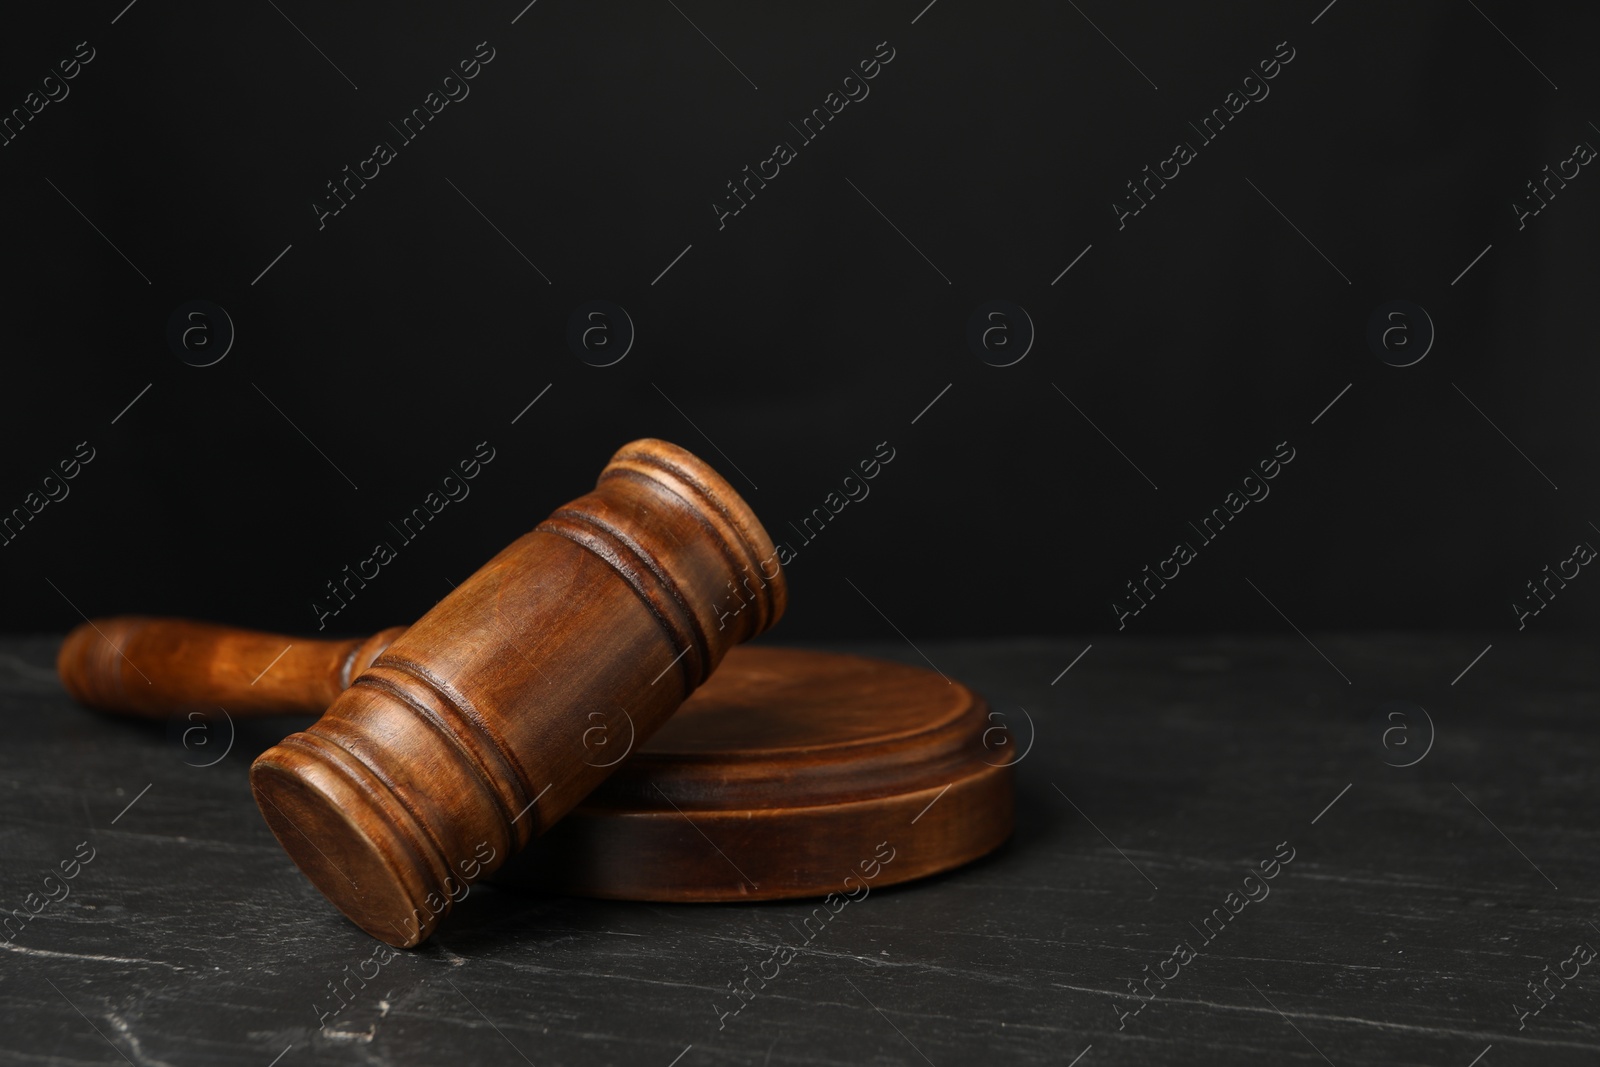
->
251;744;436;947
596;437;788;637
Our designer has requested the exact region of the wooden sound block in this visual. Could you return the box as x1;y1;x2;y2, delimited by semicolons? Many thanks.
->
494;645;1014;901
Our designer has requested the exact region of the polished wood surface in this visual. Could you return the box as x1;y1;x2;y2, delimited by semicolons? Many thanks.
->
58;617;405;717
61;439;786;948
257;438;785;946
501;645;1014;901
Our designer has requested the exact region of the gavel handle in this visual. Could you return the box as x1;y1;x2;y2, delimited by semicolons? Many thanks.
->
57;617;406;719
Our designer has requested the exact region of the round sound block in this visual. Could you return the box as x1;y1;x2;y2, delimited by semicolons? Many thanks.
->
493;646;1014;901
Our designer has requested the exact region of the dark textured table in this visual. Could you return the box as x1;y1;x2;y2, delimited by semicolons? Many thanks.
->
2;632;1595;1066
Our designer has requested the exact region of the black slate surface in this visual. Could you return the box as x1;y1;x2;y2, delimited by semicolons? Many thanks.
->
1;632;1596;1066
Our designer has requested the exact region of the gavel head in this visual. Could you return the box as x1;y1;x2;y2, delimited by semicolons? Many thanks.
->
249;439;786;946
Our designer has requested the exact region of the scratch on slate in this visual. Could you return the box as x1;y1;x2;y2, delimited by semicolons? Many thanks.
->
708;935;893;969
1048;983;1600;1052
0;941;187;971
106;1011;181;1067
320;1024;376;1043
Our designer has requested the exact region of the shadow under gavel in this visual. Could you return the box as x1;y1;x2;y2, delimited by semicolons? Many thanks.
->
57;438;786;947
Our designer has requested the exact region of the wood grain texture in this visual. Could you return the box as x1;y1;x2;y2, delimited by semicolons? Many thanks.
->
500;646;1014;901
248;438;788;947
57;617;404;717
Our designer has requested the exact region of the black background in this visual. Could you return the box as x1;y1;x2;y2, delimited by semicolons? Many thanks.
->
2;0;1596;642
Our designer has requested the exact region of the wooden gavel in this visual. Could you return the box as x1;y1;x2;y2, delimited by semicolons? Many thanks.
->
59;439;785;947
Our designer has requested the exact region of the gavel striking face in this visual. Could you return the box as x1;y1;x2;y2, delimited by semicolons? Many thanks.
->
62;440;785;947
